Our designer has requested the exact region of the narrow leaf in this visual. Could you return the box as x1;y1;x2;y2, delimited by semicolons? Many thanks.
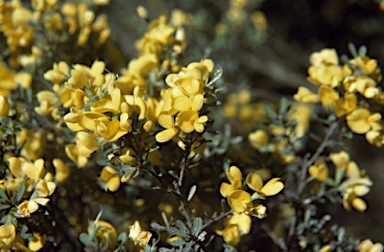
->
79;233;91;245
176;220;188;233
16;183;25;203
348;42;357;57
170;227;188;238
358;45;367;56
0;188;9;201
192;218;202;237
171;239;186;247
0;204;10;210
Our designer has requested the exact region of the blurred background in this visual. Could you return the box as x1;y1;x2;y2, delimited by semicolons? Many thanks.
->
103;0;384;242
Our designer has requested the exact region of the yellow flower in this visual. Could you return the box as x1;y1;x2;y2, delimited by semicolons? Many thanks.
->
52;158;70;184
99;166;121;192
346;108;382;134
156;111;178;143
176;110;208;133
21;159;46;179
318;85;339;108
15;72;32;88
228;212;252;235
28;233;46;251
216;224;240;246
75;132;100;157
350;56;379;75
0;62;17;95
246;205;267;219
251;11;267;31
0;94;10;116
65;143;89;167
343;192;367;212
343;75;377;97
44;61;70;84
309;48;339;66
34;91;59;116
0;224;16;246
293;86;319;103
319;245;332;252
248;130;269;149
308;64;343;87
129;221;152;246
285;103;313;138
358;239;384;252
94;220;118;249
334;93;357;117
220;166;243;197
245;173;284;197
227;190;252;212
365;130;384;147
102;119;129;142
14;198;50;218
308;159;328;181
329;151;350;171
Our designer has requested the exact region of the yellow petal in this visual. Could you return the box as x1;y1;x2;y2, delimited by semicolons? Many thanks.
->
346;108;371;134
260;178;284;196
245;173;263;192
352;197;367;212
106;175;121;192
0;224;16;245
228;212;251;235
176;110;198;133
156;128;178;143
158;111;174;129
227;190;251;212
227;166;243;184
174;96;191;111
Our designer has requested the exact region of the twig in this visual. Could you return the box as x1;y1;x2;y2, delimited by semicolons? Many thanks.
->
261;223;288;251
201;209;234;230
297;121;339;195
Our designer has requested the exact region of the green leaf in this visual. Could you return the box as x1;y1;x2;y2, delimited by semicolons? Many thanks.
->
0;204;10;211
279;97;290;114
170;227;188;238
171;239;186;247
0;188;9;202
358;45;367;56
263;103;277;120
192;218;202;237
79;233;91;245
348;42;358;57
176;220;188;233
118;232;127;242
182;241;193;252
16;183;25;203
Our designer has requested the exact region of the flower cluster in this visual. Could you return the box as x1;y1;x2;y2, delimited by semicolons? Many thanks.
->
294;47;384;146
155;59;213;142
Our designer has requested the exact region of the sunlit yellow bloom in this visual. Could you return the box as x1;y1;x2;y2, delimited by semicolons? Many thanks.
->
216;224;240;246
246;205;267;219
99;166;121;192
34;91;59;116
15;72;32;88
28;233;46;251
308;64;343;87
334;93;357;117
358;239;384;252
14;198;50;218
65;144;89;167
21;159;45;179
0;224;15;246
176;110;208;133
0;62;17;95
343;192;367;212
94;221;118;249
0;95;10;116
286;103;313;138
365;130;384;147
329;151;350;171
318;85;339;108
44;61;70;84
75;132;100;157
346;108;382;134
248;129;269;149
227;190;252;212
310;48;339;66
129;221;152;246
220;166;243;197
156;111;178;143
350;56;379;75
343;76;377;97
308;159;328;181
293;86;319;103
52;158;70;184
246;173;284;197
229;212;251;235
